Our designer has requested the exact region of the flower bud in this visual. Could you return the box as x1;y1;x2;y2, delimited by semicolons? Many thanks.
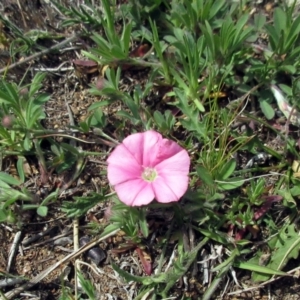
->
1;115;13;128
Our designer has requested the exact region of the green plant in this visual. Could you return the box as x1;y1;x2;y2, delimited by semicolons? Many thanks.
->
169;0;227;32
82;0;132;64
248;223;300;281
0;72;49;152
52;0;104;29
0;171;57;223
3;0;300;299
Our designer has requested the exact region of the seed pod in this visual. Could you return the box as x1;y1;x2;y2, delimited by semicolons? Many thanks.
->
79;236;106;265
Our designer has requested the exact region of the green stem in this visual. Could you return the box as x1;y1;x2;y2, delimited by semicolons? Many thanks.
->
33;139;47;175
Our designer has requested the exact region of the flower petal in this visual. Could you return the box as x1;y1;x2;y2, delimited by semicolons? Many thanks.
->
155;149;190;175
107;164;142;185
152;150;190;202
152;174;189;203
122;130;162;166
114;179;155;206
107;144;142;185
156;139;183;160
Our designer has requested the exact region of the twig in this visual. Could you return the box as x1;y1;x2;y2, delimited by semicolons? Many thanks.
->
0;224;13;232
73;218;80;297
7;231;22;272
22;226;57;247
64;83;77;147
16;0;27;29
0;278;25;289
0;35;78;74
1;228;120;300
33;61;73;72
22;230;72;250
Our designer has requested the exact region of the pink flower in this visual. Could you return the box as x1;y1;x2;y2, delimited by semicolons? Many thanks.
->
107;130;190;206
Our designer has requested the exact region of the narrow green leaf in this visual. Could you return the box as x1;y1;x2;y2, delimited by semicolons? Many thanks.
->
0;82;19;106
196;228;228;244
101;0;116;42
139;218;149;238
60;143;80;156
99;223;120;239
41;189;58;206
0;172;20;186
286;15;300;49
196;166;214;187
28;72;46;97
153;111;165;126
260;99;275;120
235;262;287;276
273;7;287;35
210;0;226;20
116;110;134;121
37;206;48;217
194;99;205;112
278;65;296;74
79;121;89;133
218;177;244;190
111;262;150;284
212;248;239;272
123;98;141;120
289;45;300;60
233;14;250;45
121;22;132;55
203;21;215;58
284;34;298;53
111;45;127;59
82;50;101;62
22;204;39;210
218;159;236;180
88;100;113;110
16;157;25;183
77;272;96;300
265;24;279;50
254;12;266;30
62;192;105;218
0;209;8;222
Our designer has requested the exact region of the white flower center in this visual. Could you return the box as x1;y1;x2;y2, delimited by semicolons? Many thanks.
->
142;167;157;182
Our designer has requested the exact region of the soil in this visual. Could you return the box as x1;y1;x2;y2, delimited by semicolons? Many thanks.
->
0;1;300;300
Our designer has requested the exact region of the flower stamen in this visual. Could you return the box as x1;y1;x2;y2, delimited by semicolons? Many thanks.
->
142;167;157;182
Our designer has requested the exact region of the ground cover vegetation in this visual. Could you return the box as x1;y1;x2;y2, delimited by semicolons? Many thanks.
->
0;0;300;299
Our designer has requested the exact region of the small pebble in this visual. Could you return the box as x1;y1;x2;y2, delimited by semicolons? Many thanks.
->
54;237;73;246
80;236;106;265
